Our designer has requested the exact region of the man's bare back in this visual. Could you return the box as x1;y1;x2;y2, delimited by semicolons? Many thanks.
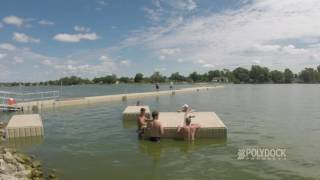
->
148;120;163;137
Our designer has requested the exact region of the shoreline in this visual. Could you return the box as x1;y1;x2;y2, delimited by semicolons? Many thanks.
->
0;146;58;180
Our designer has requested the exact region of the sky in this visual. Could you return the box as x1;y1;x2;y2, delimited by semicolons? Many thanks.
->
1;0;320;82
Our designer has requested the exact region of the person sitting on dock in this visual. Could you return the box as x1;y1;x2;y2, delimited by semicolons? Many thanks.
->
137;108;148;138
177;117;200;142
146;111;164;142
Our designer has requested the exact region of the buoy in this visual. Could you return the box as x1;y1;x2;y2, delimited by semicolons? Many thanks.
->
7;98;16;105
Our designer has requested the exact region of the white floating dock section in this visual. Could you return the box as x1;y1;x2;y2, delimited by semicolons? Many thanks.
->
123;106;150;121
17;86;224;112
6;114;44;138
147;112;227;138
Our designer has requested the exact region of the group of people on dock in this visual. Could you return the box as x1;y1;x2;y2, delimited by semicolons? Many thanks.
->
137;104;200;142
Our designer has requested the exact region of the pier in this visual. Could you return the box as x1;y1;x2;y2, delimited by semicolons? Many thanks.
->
16;86;224;112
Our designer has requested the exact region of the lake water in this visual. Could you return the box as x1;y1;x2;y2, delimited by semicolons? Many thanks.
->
1;84;320;180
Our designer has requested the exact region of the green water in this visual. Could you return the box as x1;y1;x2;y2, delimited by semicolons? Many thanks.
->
1;84;320;180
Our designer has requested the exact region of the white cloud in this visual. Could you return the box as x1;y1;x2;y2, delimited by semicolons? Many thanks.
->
0;45;119;81
166;0;197;11
13;32;40;43
38;20;55;26
74;25;91;33
122;0;320;71
0;53;7;59
160;48;181;55
177;58;184;63
53;33;99;42
3;16;24;27
41;59;53;65
13;57;24;64
202;64;215;68
154;67;167;71
97;1;108;6
0;43;16;51
159;55;166;60
120;60;130;65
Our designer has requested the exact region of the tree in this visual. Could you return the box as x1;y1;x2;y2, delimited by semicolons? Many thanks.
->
317;65;320;72
169;72;186;82
189;72;201;82
93;75;117;84
59;76;91;85
299;68;319;83
119;77;131;83
134;73;144;83
250;65;269;83
150;72;166;83
270;70;284;83
232;67;250;83
284;68;294;83
208;70;221;81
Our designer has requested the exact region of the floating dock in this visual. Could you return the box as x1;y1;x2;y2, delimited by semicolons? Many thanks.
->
16;86;223;112
145;112;227;138
123;106;151;121
6;114;44;138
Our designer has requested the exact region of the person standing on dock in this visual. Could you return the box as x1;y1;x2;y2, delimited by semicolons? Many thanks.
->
147;111;163;142
177;117;200;142
155;83;160;91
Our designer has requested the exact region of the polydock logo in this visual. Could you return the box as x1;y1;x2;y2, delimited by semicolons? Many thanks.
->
237;147;286;160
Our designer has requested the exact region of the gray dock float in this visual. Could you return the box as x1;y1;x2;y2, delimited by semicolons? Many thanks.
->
6;114;44;138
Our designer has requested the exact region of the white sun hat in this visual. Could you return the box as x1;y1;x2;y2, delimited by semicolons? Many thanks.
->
182;104;189;108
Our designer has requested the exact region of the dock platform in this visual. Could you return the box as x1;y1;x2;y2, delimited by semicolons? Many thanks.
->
16;86;224;112
6;114;44;138
147;112;227;138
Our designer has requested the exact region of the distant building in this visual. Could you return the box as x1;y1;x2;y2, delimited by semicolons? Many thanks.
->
211;77;229;83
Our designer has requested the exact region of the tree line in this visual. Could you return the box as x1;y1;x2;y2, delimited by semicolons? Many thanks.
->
1;65;320;86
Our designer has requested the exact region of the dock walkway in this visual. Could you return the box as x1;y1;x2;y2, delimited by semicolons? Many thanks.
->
16;86;223;112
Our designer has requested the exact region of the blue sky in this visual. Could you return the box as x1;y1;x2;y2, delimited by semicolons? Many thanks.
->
1;0;320;82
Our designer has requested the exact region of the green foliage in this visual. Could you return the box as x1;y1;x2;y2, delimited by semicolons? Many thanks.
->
208;70;222;81
250;65;270;83
150;72;166;83
189;72;201;82
169;72;186;82
134;73;144;83
284;68;294;83
232;67;250;83
299;68;320;83
270;70;284;83
119;77;131;83
93;75;117;84
59;76;92;85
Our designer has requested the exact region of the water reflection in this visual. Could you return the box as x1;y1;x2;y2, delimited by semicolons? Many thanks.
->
122;119;136;128
138;138;227;164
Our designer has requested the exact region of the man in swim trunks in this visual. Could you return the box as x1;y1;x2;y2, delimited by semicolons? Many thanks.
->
147;111;164;142
177;117;200;141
